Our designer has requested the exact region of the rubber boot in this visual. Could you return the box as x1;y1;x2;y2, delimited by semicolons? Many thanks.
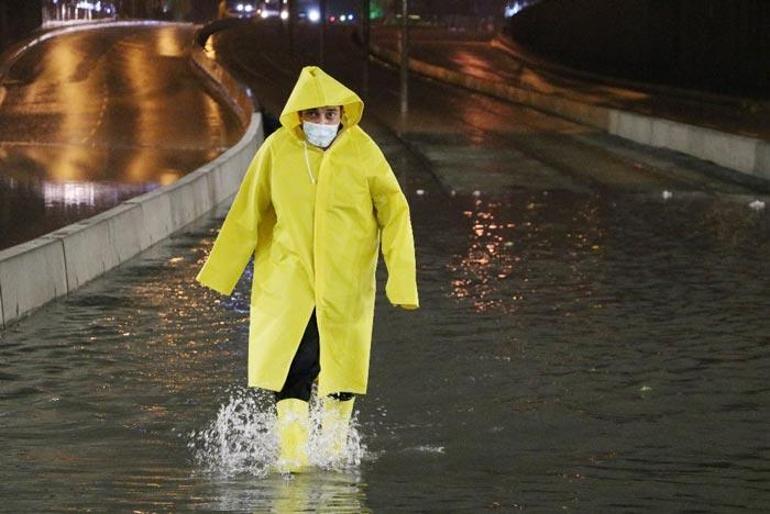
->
321;396;355;461
276;398;310;473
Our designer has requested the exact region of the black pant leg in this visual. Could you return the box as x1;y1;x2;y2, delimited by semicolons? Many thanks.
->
328;392;355;401
276;310;320;402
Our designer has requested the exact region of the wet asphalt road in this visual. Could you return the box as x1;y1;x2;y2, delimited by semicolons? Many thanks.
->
0;19;769;514
0;23;243;250
215;21;760;198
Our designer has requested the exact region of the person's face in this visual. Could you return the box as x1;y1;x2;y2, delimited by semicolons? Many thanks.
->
300;106;342;125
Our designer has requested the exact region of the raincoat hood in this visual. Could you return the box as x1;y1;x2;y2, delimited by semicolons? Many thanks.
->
279;66;364;132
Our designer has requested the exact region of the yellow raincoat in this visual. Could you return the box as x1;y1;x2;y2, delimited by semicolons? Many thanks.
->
196;66;419;396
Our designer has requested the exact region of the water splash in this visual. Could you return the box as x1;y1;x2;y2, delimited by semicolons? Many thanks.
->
188;386;365;477
188;387;277;478
307;394;366;471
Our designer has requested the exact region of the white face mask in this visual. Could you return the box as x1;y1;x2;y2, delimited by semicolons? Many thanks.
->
302;121;339;148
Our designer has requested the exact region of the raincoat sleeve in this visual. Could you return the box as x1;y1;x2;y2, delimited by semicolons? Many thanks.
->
196;145;272;296
369;151;420;310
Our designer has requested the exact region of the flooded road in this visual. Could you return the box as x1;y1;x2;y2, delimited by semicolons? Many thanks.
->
2;124;769;512
0;23;244;250
1;22;770;513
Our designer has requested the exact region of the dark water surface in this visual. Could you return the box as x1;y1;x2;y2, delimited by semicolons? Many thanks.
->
1;117;769;512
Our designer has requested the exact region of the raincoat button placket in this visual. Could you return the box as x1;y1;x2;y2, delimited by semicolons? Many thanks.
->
313;152;330;307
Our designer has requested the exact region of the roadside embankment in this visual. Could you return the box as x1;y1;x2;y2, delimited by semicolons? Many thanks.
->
0;22;262;328
369;38;770;183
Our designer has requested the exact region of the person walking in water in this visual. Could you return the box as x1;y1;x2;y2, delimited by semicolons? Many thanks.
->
196;66;419;472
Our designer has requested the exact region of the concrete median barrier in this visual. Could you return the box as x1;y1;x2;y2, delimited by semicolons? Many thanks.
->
607;110;769;180
757;145;770;181
125;188;176;249
51;204;144;291
0;237;68;324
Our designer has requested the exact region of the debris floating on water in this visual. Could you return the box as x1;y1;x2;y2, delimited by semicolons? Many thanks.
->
416;189;425;196
472;190;482;197
662;190;673;200
748;200;766;211
406;445;446;454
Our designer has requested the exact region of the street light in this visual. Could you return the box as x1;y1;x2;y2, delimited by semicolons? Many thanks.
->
400;0;409;114
319;0;327;65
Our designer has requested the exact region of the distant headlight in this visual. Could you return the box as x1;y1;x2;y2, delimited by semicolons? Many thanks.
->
244;4;253;12
308;8;320;23
236;4;244;12
280;9;289;20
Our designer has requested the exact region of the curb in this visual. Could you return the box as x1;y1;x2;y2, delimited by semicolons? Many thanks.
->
369;43;770;182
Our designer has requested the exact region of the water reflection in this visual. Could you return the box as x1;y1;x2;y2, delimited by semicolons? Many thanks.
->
448;192;606;314
0;25;242;250
0;145;202;250
192;472;370;513
41;180;137;207
268;473;370;514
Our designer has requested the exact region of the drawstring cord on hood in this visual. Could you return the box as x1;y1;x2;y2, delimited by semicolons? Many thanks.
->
303;141;316;184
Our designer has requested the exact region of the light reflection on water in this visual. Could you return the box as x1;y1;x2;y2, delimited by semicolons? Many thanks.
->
41;180;157;207
448;193;607;315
